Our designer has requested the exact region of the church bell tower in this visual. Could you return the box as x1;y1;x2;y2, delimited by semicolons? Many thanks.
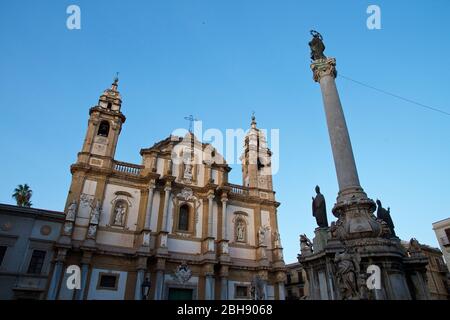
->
76;76;126;169
241;115;273;190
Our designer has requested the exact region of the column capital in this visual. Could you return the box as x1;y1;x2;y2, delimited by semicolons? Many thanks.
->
156;258;166;271
56;248;68;262
207;191;215;200
203;263;215;276
311;57;337;82
219;265;229;277
81;250;94;265
136;256;148;270
221;194;228;203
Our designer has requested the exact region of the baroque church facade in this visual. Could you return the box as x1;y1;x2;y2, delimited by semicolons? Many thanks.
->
47;78;286;300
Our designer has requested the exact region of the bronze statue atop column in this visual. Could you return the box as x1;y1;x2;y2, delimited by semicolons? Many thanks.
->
312;185;328;228
308;30;327;61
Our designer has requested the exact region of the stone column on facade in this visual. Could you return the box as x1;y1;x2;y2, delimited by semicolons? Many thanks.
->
204;163;212;185
219;265;229;300
75;263;89;300
218;194;230;259
207;191;215;238
75;251;93;300
278;282;286;300
134;257;148;300
142;181;156;247
134;269;145;300
144;182;156;230
204;264;215;300
162;182;172;232
260;271;269;300
221;195;228;240
154;258;166;300
276;271;286;300
47;248;67;300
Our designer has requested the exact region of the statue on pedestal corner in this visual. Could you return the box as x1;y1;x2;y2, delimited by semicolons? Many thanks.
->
376;199;396;237
300;234;313;256
312;185;329;228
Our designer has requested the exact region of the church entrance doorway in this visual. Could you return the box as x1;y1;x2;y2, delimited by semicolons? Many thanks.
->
168;288;194;300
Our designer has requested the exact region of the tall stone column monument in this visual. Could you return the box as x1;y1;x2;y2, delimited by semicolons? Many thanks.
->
309;30;383;241
298;31;430;300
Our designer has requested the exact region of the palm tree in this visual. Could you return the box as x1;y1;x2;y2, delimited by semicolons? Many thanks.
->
12;184;33;207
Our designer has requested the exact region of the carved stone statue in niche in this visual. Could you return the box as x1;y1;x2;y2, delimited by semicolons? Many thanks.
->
113;201;127;226
90;200;101;225
63;221;73;235
273;231;281;248
87;224;97;239
182;150;193;183
236;219;246;242
258;226;268;246
66;200;77;221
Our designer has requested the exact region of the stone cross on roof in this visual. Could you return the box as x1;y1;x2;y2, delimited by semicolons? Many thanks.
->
184;114;198;133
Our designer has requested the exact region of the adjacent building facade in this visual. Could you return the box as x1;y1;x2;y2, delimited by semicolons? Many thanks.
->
0;204;64;299
46;78;286;300
402;241;449;300
432;218;450;271
284;262;307;300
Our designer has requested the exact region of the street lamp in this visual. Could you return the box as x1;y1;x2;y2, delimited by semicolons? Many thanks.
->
141;277;151;300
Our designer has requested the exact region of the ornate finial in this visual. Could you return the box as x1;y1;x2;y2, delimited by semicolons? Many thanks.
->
251;111;257;128
114;72;119;84
309;30;326;61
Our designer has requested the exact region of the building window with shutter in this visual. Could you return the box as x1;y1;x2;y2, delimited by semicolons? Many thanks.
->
27;250;46;274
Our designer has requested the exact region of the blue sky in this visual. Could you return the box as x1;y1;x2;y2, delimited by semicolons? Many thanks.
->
0;0;449;263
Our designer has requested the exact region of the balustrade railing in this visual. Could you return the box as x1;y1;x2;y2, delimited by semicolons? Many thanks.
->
228;183;250;196
113;161;143;176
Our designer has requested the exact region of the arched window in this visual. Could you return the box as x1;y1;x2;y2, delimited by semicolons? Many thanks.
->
98;120;110;137
178;204;189;231
107;102;112;110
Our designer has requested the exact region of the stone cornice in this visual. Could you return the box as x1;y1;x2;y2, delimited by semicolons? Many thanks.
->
0;203;65;221
89;106;126;123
